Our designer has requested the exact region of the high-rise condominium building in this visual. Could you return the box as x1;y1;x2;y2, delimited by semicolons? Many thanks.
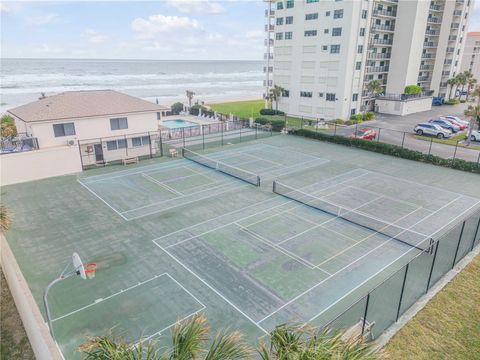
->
264;0;473;120
460;32;480;80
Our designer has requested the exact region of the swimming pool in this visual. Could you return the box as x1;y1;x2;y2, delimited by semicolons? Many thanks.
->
162;119;199;129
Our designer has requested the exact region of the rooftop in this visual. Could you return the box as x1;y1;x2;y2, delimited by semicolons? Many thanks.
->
8;90;169;123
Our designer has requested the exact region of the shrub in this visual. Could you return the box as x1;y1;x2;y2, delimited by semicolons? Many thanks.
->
332;119;345;124
365;112;375;121
404;84;421;95
189;104;214;117
289;129;480;174
259;108;285;116
350;114;363;122
460;100;466;103
254;117;285;132
0;114;17;138
170;102;183;115
445;99;460;105
255;117;269;125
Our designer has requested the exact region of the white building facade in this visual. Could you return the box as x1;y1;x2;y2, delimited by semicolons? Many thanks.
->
460;32;480;80
267;0;473;120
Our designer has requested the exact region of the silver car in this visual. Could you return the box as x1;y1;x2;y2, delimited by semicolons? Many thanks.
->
414;122;452;139
470;130;480;142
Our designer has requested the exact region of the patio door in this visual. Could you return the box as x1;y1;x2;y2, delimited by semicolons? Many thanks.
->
94;144;104;162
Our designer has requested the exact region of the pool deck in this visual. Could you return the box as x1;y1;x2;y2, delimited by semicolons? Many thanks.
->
161;114;219;128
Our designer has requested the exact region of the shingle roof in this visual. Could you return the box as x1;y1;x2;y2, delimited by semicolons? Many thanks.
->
8;90;169;123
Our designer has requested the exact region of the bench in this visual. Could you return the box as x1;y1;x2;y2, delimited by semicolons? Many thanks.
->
122;157;139;165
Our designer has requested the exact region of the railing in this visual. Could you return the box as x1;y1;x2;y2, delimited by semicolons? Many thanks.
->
0;136;39;154
371;38;393;45
418;76;432;82
427;17;441;23
376;91;434;101
420;64;433;70
368;52;391;59
446;47;455;53
424;41;438;47
421;53;434;58
429;4;443;11
371;24;395;32
425;30;440;36
373;9;397;17
365;66;390;73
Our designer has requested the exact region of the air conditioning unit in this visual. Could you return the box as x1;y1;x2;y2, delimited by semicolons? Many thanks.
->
67;139;77;146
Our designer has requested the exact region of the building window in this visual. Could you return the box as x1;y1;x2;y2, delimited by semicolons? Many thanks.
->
282;89;290;97
286;0;294;9
333;9;344;18
351;109;356;115
322;45;328;51
326;11;331;16
332;27;342;36
53;123;76;137
326;93;336;101
324;28;329;34
357;45;363;53
352;93;358;101
360;28;365;36
285;32;293;40
277;1;283;10
276;32;283;40
356;61;362;70
110;117;128;130
330;44;340;53
285;16;293;24
319;92;324;97
156;112;161;120
306;0;319;3
305;13;318;20
362;10;368;19
132;136;150;147
304;30;317;37
300;91;313;98
276;17;284;25
106;139;127;151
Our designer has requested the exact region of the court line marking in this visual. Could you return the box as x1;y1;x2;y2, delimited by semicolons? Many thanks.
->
77;179;128;221
51;272;204;322
153;241;269;335
141;173;184;196
256;195;467;325
305;199;480;326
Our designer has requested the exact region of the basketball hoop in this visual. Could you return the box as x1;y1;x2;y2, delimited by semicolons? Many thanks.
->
84;263;97;279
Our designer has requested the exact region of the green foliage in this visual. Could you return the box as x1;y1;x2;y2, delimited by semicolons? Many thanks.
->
365;112;375;121
259;109;285;116
170;102;184;115
190;105;214;117
208;100;264;119
290;129;480;174
460;100;466;103
0;205;11;232
350;114;363;122
404;85;421;95
1;114;14;124
332;118;345;124
445;99;460;105
255;117;285;132
0;114;17;138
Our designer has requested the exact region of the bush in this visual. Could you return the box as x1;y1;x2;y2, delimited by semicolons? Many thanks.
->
404;85;421;95
254;117;285;132
349;114;363;122
332;118;345;124
255;117;269;125
289;129;480;174
365;112;375;121
259;108;285;116
460;100;466;103
170;102;183;115
445;99;461;105
189;105;214;117
0;114;17;138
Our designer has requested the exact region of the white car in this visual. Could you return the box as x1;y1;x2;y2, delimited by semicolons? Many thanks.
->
414;123;452;138
470;130;480;142
445;116;470;127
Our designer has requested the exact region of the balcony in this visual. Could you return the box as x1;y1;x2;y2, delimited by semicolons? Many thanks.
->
371;38;393;45
421;53;434;58
373;9;397;17
425;29;440;36
427;17;441;23
264;53;273;60
429;4;443;11
368;52;391;59
378;0;398;3
264;24;274;32
418;76;432;82
448;35;457;41
453;10;462;16
446;47;455;53
424;41;438;48
264;38;274;46
366;66;390;73
263;66;273;73
420;64;433;70
451;23;460;29
444;60;453;65
371;24;395;32
265;9;275;17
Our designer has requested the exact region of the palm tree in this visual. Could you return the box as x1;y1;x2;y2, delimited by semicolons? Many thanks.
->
464;104;480;145
455;72;467;99
0;205;11;232
269;85;284;112
471;85;480;106
466;77;477;101
447;77;458;100
81;314;253;360
186;90;195;109
366;79;383;112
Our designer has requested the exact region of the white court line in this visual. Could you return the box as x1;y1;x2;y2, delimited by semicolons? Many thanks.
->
256;195;466;325
77;179;128;221
141;173;184;196
52;273;167;322
154;241;269;335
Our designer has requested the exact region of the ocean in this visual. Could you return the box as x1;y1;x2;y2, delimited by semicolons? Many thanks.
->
0;58;264;112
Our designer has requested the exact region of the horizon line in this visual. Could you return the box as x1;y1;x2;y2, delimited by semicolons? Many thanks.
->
0;57;263;62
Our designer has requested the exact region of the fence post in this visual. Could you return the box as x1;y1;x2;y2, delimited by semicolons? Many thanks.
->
159;131;164;157
377;128;381;142
477;151;480;166
202;125;205;150
426;241;439;292
428;138;433;155
240;126;242;143
452;141;459;162
470;216;480;252
182;128;186;148
401;132;406;148
452;221;466;268
255;125;258;139
361;293;370;335
221;122;224;146
284;114;287;129
124;135;128;157
355;123;358;136
148;134;153;158
396;264;409;321
334;123;337;136
301;117;303;129
77;141;84;170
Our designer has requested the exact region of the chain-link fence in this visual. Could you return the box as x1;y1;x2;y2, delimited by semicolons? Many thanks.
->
0;134;39;154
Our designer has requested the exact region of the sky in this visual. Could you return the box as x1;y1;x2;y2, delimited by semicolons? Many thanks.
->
1;0;480;61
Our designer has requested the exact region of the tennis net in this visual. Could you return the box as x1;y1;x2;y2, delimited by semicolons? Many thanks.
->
183;148;261;187
273;181;433;252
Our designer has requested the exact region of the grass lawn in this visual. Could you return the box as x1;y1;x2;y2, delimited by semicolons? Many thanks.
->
208;99;264;119
414;132;480;151
384;253;480;360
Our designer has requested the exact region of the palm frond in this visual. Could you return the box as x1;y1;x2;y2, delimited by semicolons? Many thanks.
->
0;205;12;232
204;330;252;360
168;313;209;360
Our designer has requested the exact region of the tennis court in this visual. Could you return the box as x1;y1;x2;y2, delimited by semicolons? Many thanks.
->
3;136;480;359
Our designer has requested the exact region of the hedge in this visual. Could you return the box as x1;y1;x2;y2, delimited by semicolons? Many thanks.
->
259;109;285;116
290;129;480;174
255;117;285;132
445;99;460;105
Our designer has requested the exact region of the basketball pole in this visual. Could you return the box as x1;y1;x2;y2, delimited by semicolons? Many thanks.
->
44;274;75;338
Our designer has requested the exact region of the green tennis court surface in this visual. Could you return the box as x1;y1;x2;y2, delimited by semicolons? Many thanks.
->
3;135;480;359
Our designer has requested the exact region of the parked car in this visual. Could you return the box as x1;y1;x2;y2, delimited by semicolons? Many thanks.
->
470;130;480;142
429;118;460;133
432;96;444;106
414;123;452;139
349;128;377;140
440;117;467;130
444;115;470;127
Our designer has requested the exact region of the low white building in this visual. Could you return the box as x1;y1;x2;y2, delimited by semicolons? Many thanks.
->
7;90;169;166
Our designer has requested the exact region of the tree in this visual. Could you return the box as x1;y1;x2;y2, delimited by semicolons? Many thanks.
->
1;114;17;138
186;90;195;109
404;85;421;95
464;104;480;145
171;102;184;115
447;77;458;100
455;72;467;99
366;80;383;113
269;85;284;112
471;85;480;106
466;77;477;101
0;205;11;232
